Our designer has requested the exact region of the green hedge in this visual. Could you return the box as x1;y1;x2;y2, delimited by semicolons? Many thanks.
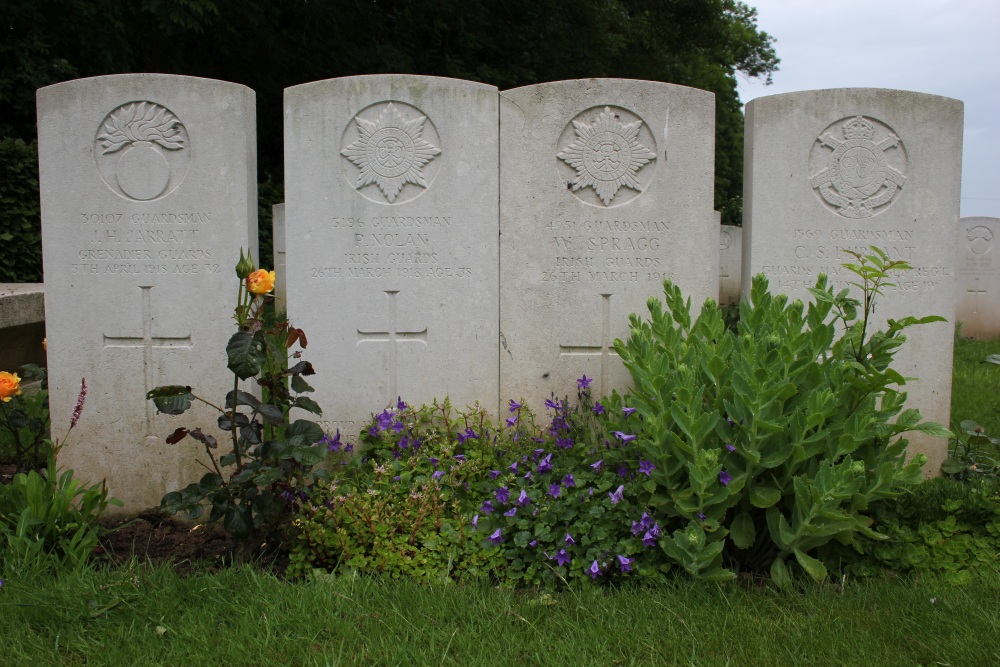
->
0;138;42;282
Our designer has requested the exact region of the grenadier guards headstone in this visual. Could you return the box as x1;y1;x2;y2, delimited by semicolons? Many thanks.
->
37;74;258;511
272;203;287;314
284;75;500;438
500;79;718;407
956;217;1000;339
743;88;963;473
719;224;742;305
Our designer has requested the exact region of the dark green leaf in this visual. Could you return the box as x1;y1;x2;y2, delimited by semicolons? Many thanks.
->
227;331;266;380
224;505;252;539
257;403;285;424
291;396;322;416
146;385;192;415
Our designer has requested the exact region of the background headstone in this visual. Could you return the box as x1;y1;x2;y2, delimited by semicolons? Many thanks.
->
37;74;257;511
743;88;963;473
719;224;742;305
956;217;1000;339
500;79;717;408
272;203;286;315
285;75;499;439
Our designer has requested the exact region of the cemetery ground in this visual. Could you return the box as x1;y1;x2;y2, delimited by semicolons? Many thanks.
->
1;335;999;665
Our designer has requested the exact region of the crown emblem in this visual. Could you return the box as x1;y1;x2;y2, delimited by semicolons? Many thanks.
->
841;116;875;141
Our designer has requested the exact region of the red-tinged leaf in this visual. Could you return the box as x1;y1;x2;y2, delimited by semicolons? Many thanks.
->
189;428;218;449
285;327;308;350
166;428;189;445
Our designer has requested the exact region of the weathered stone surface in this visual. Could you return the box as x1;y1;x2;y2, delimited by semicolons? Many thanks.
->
37;74;257;511
956;217;1000;339
284;75;499;439
719;224;742;305
0;284;46;374
500;79;717;408
743;88;963;473
272;203;286;315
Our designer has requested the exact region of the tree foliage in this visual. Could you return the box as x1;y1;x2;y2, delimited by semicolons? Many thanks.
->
1;0;777;278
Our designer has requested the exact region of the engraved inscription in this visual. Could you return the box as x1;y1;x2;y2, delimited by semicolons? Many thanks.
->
103;285;191;439
541;218;671;284
809;116;907;218
557;106;657;207
341;102;441;204
95;102;189;201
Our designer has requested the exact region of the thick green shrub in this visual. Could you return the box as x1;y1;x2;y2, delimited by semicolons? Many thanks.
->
0;138;42;282
599;252;948;586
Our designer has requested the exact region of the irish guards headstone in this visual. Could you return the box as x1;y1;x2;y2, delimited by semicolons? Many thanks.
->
956;217;1000;339
37;74;258;510
743;89;963;473
284;75;499;438
500;79;717;408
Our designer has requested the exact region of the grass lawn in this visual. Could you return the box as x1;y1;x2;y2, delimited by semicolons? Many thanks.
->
1;335;999;666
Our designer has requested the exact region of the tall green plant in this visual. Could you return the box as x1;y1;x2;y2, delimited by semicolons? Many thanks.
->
601;248;949;585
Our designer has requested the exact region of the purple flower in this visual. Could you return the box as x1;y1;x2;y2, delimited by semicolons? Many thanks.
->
536;454;553;474
554;549;570;567
623;407;636;417
696;512;707;521
613;431;637;444
523;472;532;481
639;460;655;476
344;443;354;453
367;425;379;437
562;474;576;488
432;470;444;480
324;430;343;452
458;427;478;444
593;402;606;415
454;454;466;462
495;486;510;504
548;483;562;498
377;409;393;430
488;529;503;545
480;500;494;515
578;375;593;390
393;475;400;481
544;398;561;410
719;470;733;486
516;490;531;508
590;460;603;472
726;443;736;452
609;484;625;505
643;531;657;548
504;507;518;517
589;560;602;579
505;416;517;428
472;514;479;529
489;470;501;480
617;464;628;478
392;420;404;433
557;436;574;449
565;533;575;546
631;512;654;536
508;461;518;473
509;399;522;412
397;396;408;410
617;555;633;573
429;457;439;468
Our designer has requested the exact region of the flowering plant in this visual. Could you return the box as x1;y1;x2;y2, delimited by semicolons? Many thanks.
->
0;364;50;471
147;250;328;543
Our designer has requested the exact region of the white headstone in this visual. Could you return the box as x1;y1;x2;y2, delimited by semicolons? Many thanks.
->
272;203;286;315
500;79;717;407
37;74;257;511
743;89;963;473
957;217;1000;339
719;224;742;305
285;75;499;438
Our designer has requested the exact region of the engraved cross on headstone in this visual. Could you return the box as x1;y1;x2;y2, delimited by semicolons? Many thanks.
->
559;293;619;396
968;277;988;316
357;290;427;403
103;285;192;439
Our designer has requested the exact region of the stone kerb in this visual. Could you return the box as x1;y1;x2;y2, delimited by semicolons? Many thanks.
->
956;217;1000;339
284;75;500;440
37;74;258;512
500;79;718;410
0;283;46;375
742;88;963;473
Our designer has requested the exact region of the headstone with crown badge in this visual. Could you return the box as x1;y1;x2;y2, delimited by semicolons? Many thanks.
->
499;79;718;410
742;88;963;473
284;75;500;439
956;217;1000;339
36;74;258;511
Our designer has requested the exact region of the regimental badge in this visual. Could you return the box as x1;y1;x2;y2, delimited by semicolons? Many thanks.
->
557;106;657;207
968;226;994;255
809;115;906;219
341;102;441;204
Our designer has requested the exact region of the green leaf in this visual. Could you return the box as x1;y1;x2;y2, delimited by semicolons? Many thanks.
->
227;331;266;380
940;458;968;475
770;557;793;589
257;404;285;424
146;385;193;415
224;505;252;539
750;485;782;508
286;419;324;443
226;389;261;410
730;511;756;549
292;396;323;416
793;548;827;582
290;375;314;393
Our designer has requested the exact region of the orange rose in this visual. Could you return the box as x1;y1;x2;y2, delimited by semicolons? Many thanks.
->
246;269;276;295
0;371;21;402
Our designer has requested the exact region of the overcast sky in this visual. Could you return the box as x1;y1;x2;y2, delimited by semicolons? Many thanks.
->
737;0;1000;219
